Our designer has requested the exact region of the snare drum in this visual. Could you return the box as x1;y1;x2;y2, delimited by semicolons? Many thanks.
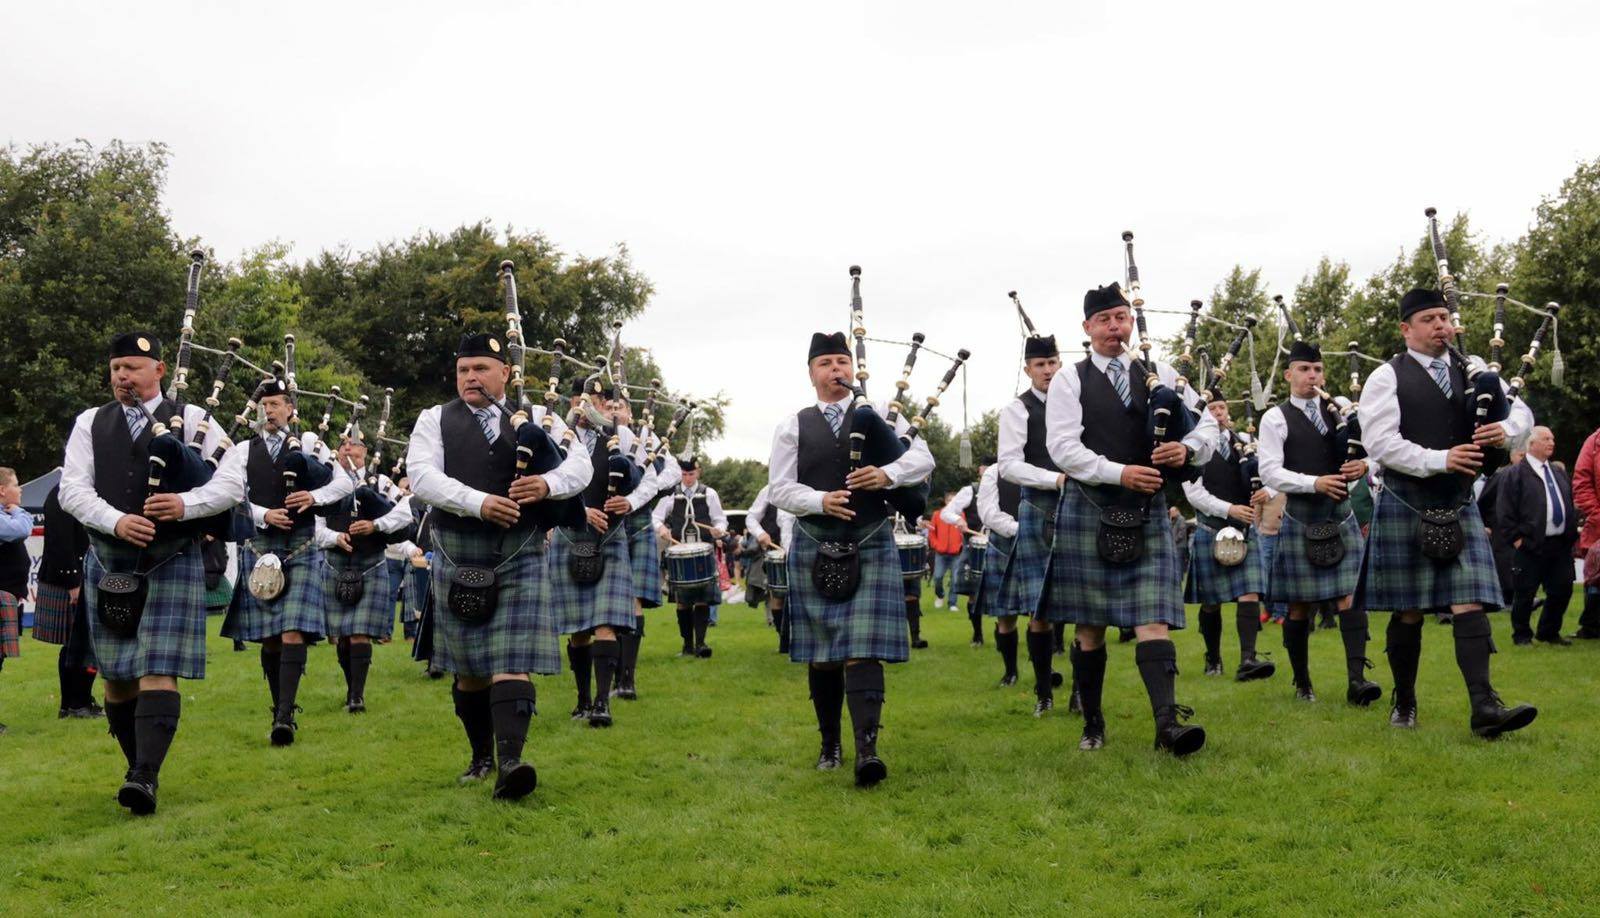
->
960;533;989;592
665;542;716;601
764;548;789;595
895;532;928;583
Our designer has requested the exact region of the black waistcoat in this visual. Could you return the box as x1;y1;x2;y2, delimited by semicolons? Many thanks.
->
0;535;27;597
758;505;781;542
246;434;315;536
1201;436;1250;506
38;486;87;588
578;429;611;510
328;490;388;557
963;484;982;531
1392;354;1471;450
1279;399;1341;477
1019;391;1063;473
665;485;713;540
997;475;1022;519
1075;358;1150;467
795;405;889;525
91;397;178;514
437;399;522;532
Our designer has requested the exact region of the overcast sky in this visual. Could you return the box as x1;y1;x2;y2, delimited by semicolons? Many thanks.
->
6;0;1597;460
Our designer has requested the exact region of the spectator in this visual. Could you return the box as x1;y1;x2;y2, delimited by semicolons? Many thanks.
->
1573;425;1600;639
923;492;964;609
1497;427;1579;645
0;467;30;734
1479;448;1526;607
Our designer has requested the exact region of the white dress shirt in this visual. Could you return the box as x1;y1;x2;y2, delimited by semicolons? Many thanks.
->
976;464;1018;538
940;484;974;527
998;389;1064;491
205;431;357;529
1257;395;1327;496
1182;429;1250;519
406;402;592;520
1521;455;1568;537
650;482;730;535
1361;348;1534;478
1043;351;1217;486
745;484;796;547
60;395;234;535
767;395;935;517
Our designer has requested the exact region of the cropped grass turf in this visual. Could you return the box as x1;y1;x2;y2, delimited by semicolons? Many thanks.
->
1;586;1594;915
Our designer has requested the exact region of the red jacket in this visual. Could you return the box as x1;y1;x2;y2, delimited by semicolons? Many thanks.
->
1574;428;1600;554
926;514;964;555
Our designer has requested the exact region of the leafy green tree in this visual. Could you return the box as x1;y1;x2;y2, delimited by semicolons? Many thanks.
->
697;457;769;509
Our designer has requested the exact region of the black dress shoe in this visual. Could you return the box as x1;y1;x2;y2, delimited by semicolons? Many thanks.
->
816;741;843;770
678;643;695;657
588;698;613;728
1033;696;1054;718
117;772;158;815
492;758;539;800
854;755;888;787
270;713;298;747
73;702;106;718
1347;679;1383;707
458;757;494;784
1571;628;1600;640
1204;658;1224;677
1294;682;1317;703
695;645;714;659
997;673;1018;688
615;684;638;701
346;697;366;714
1389;700;1418;728
1153;707;1206;757
1471;693;1538;739
1537;635;1573;647
911;638;929;649
570;703;591;721
1235;657;1277;681
1079;715;1106;751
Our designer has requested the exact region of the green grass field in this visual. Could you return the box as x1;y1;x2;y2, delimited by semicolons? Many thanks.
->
2;587;1595;916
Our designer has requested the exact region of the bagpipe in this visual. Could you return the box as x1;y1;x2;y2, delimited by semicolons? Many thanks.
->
1120;231;1199;485
837;265;971;522
1424;207;1563;480
1273;296;1364;464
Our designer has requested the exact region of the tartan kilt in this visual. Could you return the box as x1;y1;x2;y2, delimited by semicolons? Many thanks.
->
31;581;76;645
1000;488;1058;618
429;524;561;678
547;525;637;634
0;590;18;659
1186;516;1267;604
786;518;909;664
84;536;208;681
1268;498;1364;604
322;552;396;640
1257;533;1289;616
625;510;662;608
224;537;327;642
1046;483;1184;629
974;532;1021;618
1367;475;1503;612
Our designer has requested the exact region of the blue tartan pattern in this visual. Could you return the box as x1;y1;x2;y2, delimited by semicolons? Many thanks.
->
785;518;910;664
625;509;662;608
225;536;327;642
1046;483;1185;629
322;552;396;639
974;532;1022;618
1268;498;1364;604
31;581;75;645
429;524;561;677
546;525;637;634
1367;475;1503;611
1186;517;1267;604
1000;488;1058;619
83;536;208;681
0;591;17;659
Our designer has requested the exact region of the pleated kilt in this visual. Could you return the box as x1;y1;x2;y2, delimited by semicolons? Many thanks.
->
322;551;395;640
547;525;636;634
786;517;909;664
974;532;1021;618
1186;515;1267;604
224;532;327;642
31;581;75;645
0;591;18;659
1046;482;1184;629
429;523;560;678
624;509;661;608
1001;487;1057;619
84;535;208;681
1367;474;1503;612
1268;497;1364;604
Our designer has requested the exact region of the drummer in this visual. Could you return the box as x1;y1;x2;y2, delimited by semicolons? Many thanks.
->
767;331;934;786
940;476;987;646
746;484;796;654
894;513;930;650
652;456;729;658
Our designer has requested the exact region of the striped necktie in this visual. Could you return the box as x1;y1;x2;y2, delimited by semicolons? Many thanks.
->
823;403;843;436
475;408;498;445
125;406;147;440
1106;359;1131;408
1217;431;1231;460
266;433;283;461
1304;400;1328;435
1429;359;1453;398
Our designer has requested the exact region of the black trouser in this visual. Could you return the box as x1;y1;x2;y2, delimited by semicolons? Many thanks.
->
1490;537;1516;607
1510;540;1575;641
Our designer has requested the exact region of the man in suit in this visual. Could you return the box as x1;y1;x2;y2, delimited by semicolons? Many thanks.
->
1497;427;1579;646
1478;448;1526;607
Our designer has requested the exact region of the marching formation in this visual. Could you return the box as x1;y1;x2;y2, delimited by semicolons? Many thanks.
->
39;210;1564;814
